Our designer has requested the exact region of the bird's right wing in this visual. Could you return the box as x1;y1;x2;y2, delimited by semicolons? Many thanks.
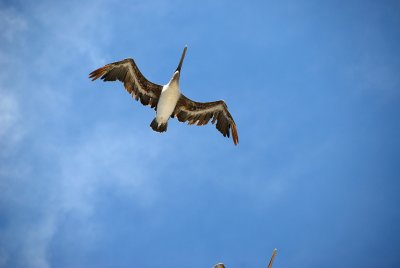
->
89;58;162;109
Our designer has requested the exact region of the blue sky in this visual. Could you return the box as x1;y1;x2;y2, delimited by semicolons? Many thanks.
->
1;0;399;267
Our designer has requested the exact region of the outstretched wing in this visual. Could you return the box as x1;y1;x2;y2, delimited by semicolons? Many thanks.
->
173;94;239;145
267;249;277;268
89;58;162;109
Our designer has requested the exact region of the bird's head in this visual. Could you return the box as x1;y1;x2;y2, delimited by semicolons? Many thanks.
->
213;263;225;268
170;46;187;85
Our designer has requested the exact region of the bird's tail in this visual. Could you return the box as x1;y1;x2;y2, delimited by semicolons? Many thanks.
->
150;118;168;132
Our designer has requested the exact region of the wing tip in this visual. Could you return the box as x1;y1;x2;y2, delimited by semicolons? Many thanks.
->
231;123;239;145
267;248;277;268
89;65;108;81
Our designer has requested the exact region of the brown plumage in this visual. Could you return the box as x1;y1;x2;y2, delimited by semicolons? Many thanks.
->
89;48;239;145
174;95;238;145
267;249;277;268
89;58;162;109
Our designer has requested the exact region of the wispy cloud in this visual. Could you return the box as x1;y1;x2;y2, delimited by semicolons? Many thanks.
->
0;1;165;267
1;122;164;268
0;7;28;43
0;93;24;152
57;123;163;214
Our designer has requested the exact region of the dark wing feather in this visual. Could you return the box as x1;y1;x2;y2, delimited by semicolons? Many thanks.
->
173;95;239;145
89;58;162;109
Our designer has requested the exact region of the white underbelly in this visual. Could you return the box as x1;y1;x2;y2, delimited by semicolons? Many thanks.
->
156;85;180;123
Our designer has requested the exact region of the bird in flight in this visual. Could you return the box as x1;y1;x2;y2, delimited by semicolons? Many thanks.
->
89;46;238;145
212;248;277;268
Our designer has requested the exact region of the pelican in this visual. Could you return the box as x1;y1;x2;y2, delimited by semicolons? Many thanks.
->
211;248;277;268
89;46;238;145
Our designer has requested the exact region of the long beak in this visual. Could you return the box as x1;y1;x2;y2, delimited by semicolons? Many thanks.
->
176;46;187;72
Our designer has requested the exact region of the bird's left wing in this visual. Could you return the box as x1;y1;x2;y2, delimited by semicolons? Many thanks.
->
89;58;162;109
173;94;239;145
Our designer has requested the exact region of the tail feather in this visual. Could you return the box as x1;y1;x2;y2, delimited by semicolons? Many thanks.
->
150;118;168;132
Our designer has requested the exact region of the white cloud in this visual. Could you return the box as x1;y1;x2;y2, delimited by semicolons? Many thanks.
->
0;8;28;43
0;1;167;267
57;123;163;215
31;0;109;65
12;121;162;267
0;122;164;268
0;92;25;154
0;93;19;137
22;216;57;268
